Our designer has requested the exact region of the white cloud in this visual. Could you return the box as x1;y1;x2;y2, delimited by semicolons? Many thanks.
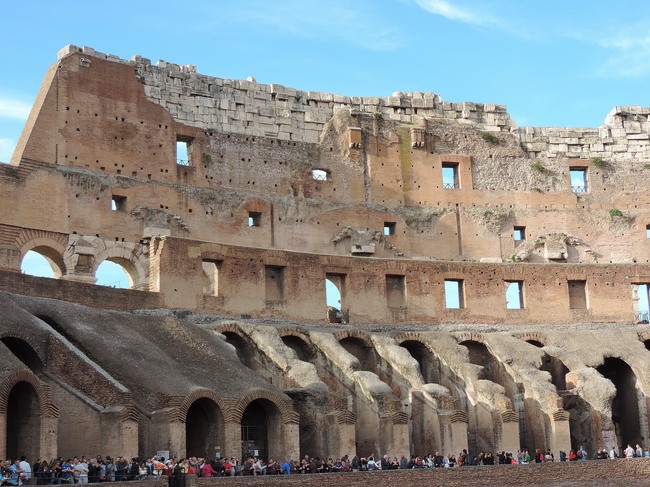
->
215;0;405;52
594;34;650;78
0;138;16;163
413;0;498;27
0;98;31;119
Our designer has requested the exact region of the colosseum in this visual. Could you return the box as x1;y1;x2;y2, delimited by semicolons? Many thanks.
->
1;45;650;471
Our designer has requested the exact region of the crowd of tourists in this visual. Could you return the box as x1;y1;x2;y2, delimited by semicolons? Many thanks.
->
2;443;649;484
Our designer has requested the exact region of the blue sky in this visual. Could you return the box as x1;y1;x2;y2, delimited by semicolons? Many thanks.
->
3;0;650;164
5;0;650;292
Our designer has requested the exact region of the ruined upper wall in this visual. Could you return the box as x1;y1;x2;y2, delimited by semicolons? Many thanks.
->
56;45;650;165
58;45;513;145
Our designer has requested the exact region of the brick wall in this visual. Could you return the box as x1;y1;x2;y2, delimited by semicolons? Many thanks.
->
194;459;650;486
0;270;162;311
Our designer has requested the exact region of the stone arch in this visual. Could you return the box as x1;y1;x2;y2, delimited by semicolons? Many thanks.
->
0;369;57;418
233;389;297;425
454;331;486;344
395;333;443;384
278;328;316;361
0;370;59;460
93;241;148;289
333;329;372;346
20;238;67;278
335;331;376;371
514;332;547;348
236;390;298;461
176;389;228;423
213;324;257;368
0;333;46;372
596;356;643;449
177;389;226;458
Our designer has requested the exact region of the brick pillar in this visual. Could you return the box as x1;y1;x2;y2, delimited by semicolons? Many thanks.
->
283;421;300;461
499;410;520;455
549;410;571;457
387;412;410;459
224;421;241;460
40;416;58;460
0;413;6;460
448;411;469;456
0;246;21;272
336;411;357;459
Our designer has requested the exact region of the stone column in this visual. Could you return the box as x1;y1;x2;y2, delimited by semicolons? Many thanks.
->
549;410;571;457
224;421;242;460
0;413;6;460
283;421;300;461
448;411;469;456
336;411;357;459
0;246;21;272
40;416;58;460
498;410;520;454
386;412;410;459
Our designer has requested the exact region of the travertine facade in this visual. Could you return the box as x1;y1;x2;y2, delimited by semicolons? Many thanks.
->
1;45;650;465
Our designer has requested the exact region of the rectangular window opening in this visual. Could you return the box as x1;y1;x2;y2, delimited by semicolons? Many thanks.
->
568;280;587;310
570;167;587;193
386;274;405;308
442;162;459;189
202;260;222;297
176;137;192;166
444;279;464;309
513;226;526;242
505;280;524;309
248;211;262;227
384;222;396;236
312;169;330;181
111;195;126;212
265;265;285;302
635;283;650;323
646;224;650;239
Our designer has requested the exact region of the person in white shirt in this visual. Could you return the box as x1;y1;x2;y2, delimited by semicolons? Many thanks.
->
18;457;30;481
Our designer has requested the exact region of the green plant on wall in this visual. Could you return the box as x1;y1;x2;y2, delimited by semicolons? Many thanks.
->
530;161;546;173
480;131;500;145
591;157;604;168
609;208;623;219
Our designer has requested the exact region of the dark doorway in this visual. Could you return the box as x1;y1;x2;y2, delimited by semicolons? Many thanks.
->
241;401;269;460
186;398;223;458
339;337;375;372
400;340;441;384
0;338;43;372
6;381;40;461
281;335;314;362
596;357;642;449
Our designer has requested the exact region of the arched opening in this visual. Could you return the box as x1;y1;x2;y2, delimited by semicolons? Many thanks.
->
541;354;569;391
280;335;314;362
460;340;530;449
95;259;133;288
6;381;41;462
400;340;441;384
339;336;375;372
0;337;43;373
222;331;256;369
241;399;283;461
21;249;62;279
326;274;347;323
527;340;544;348
596;357;642;449
185;398;224;458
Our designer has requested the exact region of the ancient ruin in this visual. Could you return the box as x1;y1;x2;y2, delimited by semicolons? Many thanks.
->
1;45;650;466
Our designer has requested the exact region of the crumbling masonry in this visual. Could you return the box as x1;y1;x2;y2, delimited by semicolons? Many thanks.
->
1;45;650;463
